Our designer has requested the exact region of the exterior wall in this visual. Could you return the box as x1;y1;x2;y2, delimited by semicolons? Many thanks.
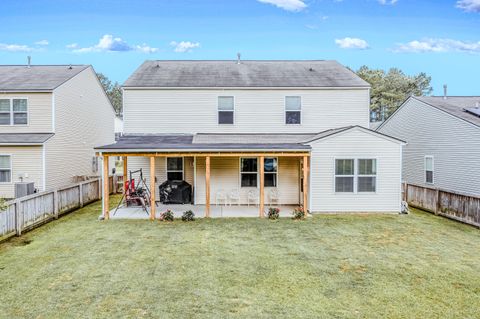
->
0;146;43;198
126;156;300;205
379;98;480;196
309;128;402;212
0;92;52;133
123;88;370;134
45;67;115;190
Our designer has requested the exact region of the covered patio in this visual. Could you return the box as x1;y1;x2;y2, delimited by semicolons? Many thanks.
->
96;134;311;220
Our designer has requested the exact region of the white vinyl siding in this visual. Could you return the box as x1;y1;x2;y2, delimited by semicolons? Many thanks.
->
0;94;51;132
310;128;402;213
45;67;115;189
123;89;369;134
379;98;480;196
0;146;43;198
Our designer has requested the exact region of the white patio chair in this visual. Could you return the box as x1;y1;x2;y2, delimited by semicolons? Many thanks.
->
247;189;259;207
215;190;227;206
269;188;279;206
228;189;240;206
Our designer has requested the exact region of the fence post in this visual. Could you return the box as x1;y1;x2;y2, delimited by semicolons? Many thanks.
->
435;189;440;215
79;183;84;208
53;190;59;219
15;200;22;236
404;183;409;203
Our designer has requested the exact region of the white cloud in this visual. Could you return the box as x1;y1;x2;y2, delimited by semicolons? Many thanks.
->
456;0;480;12
257;0;307;12
70;34;159;53
393;38;480;53
170;41;200;53
378;0;398;4
35;40;49;46
0;43;33;52
335;37;369;49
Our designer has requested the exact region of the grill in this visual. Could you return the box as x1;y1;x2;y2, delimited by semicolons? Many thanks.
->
159;180;192;204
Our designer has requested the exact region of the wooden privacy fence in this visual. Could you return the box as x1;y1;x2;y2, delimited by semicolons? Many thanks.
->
0;176;119;242
403;183;480;228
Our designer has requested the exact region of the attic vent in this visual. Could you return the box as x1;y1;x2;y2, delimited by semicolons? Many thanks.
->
309;68;314;72
464;105;480;118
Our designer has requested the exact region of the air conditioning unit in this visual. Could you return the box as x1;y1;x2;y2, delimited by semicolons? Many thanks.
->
14;182;35;199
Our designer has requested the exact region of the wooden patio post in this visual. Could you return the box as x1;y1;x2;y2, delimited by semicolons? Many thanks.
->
150;156;156;220
259;156;265;218
205;156;211;218
123;156;128;198
303;155;309;217
103;155;110;220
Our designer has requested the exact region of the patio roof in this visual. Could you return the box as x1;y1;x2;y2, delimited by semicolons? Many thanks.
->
0;133;55;145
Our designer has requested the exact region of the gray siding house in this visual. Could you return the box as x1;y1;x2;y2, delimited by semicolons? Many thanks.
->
96;60;405;219
0;65;115;198
378;96;480;196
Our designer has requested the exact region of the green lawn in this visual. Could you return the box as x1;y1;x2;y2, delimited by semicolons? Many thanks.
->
0;196;479;319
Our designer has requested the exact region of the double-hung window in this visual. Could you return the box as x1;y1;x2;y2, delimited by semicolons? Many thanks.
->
166;157;184;181
335;158;377;193
218;96;234;124
0;155;12;183
425;156;434;184
335;159;355;192
240;158;258;187
264;157;278;187
0;98;28;125
285;96;301;125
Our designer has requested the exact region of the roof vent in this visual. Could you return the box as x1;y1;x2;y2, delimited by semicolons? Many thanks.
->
443;84;447;100
237;53;241;65
27;56;31;68
68;64;72;70
309;68;314;72
464;103;480;118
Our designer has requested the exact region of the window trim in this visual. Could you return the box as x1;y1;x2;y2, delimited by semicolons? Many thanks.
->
239;157;258;188
0;154;13;184
424;155;434;184
217;96;235;125
284;96;302;125
264;157;279;188
0;98;29;126
334;157;378;194
165;157;184;181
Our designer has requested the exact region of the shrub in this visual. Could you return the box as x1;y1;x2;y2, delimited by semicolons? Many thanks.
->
182;210;195;222
160;209;174;222
0;198;8;212
267;207;280;220
292;206;305;220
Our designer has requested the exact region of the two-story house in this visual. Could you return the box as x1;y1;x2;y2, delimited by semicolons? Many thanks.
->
96;60;405;219
0;64;115;198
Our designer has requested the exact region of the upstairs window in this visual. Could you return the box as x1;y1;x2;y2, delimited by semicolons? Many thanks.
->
425;156;434;184
285;96;301;124
240;158;257;187
218;96;234;124
167;157;184;181
0;155;12;183
0;98;28;125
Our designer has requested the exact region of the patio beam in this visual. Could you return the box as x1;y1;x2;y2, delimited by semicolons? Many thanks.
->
303;155;309;217
103;155;109;220
150;156;156;220
205;156;211;217
259;156;265;218
97;152;310;158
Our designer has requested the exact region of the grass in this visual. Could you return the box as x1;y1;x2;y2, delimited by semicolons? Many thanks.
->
0;195;479;319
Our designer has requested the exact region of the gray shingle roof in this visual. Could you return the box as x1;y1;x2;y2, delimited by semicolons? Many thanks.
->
0;133;54;144
0;65;90;92
123;60;370;88
193;133;316;144
414;96;480;127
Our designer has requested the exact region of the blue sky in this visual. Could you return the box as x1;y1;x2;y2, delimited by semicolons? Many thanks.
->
0;0;479;95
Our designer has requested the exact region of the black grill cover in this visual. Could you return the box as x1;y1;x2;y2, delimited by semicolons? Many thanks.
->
159;180;192;204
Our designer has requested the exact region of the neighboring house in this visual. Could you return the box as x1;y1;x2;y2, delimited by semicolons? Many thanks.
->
96;60;405;218
378;96;480;196
114;116;123;140
0;65;115;198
